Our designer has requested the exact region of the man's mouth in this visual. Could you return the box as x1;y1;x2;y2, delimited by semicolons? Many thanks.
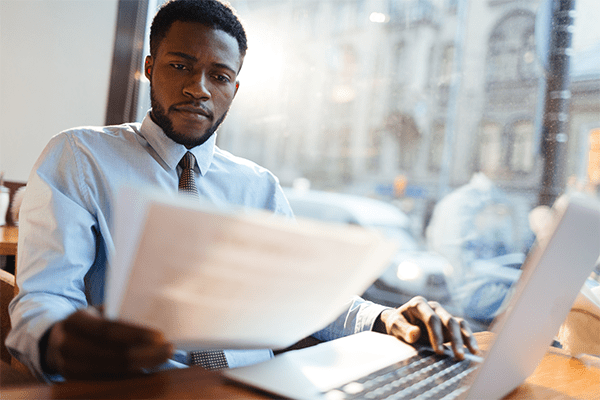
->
173;105;213;120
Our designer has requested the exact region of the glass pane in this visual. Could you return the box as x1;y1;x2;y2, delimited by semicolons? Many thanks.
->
141;0;600;330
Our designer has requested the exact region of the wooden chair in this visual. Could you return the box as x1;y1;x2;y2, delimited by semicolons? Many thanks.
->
0;269;36;386
1;180;25;277
1;269;16;365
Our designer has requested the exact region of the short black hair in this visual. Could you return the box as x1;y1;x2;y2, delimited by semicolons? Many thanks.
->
149;0;247;58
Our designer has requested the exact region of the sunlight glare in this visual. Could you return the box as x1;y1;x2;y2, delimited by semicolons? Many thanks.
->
369;12;388;24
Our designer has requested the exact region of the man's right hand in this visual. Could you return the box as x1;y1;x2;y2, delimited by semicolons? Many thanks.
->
43;308;174;380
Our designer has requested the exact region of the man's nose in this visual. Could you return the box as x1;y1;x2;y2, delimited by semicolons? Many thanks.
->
183;73;211;100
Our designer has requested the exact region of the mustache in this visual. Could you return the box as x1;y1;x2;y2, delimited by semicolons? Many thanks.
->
171;103;214;120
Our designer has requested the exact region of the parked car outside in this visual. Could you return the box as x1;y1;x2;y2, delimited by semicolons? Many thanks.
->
282;187;455;307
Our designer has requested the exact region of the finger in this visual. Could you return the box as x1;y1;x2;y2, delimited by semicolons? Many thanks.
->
63;309;167;345
428;302;465;359
58;357;147;380
44;321;67;374
459;319;480;355
46;321;114;377
403;298;444;353
126;342;174;371
59;329;125;366
381;309;422;344
60;329;173;373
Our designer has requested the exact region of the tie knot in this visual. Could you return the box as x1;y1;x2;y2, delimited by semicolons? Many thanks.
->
179;151;196;170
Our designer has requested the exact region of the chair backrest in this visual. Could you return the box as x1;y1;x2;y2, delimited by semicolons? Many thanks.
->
0;269;16;364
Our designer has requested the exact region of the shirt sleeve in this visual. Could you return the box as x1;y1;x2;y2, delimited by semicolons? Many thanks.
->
311;295;391;341
6;133;99;382
272;183;295;219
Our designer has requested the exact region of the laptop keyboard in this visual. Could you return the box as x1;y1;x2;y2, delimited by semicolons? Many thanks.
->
325;350;478;400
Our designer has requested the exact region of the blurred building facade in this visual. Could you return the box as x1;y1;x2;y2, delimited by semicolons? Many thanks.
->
217;0;599;203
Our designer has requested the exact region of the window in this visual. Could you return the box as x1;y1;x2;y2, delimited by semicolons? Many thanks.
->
368;128;383;172
439;44;454;87
436;43;454;106
477;122;502;175
476;120;535;177
130;0;599;329
486;10;537;85
428;121;445;172
509;120;535;173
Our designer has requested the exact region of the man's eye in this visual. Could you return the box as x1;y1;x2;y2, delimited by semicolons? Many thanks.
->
171;64;187;70
215;75;231;83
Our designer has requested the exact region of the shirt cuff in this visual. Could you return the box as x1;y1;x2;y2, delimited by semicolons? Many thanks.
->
311;296;392;341
357;301;392;333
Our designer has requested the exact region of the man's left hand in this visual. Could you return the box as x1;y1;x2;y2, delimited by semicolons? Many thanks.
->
374;296;479;360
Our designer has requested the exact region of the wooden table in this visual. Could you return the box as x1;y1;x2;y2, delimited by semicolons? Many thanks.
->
0;226;18;256
478;334;600;399
2;333;599;399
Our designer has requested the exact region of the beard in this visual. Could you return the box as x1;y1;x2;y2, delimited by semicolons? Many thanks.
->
149;85;229;148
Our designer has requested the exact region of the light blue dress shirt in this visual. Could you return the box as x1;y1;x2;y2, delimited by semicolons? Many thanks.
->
7;113;388;381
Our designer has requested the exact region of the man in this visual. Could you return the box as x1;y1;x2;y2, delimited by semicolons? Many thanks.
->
7;0;477;382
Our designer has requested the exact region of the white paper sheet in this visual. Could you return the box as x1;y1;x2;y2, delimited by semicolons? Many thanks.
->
106;187;397;350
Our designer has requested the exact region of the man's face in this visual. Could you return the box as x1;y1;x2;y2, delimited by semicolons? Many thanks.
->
145;21;242;148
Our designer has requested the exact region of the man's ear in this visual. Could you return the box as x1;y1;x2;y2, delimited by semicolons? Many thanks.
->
144;56;153;80
234;81;240;97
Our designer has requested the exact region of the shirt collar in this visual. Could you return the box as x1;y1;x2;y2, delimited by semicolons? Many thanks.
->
139;111;216;175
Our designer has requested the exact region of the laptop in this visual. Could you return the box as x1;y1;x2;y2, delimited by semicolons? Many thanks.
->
224;193;600;400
